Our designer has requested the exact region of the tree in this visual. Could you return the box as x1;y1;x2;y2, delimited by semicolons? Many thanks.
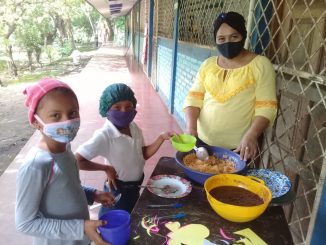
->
0;0;34;76
16;4;56;69
0;0;102;77
106;18;114;41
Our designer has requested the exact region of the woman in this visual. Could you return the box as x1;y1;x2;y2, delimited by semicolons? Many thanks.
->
184;11;277;161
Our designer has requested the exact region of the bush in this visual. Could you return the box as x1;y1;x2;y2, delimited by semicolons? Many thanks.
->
58;42;73;57
44;45;60;63
0;60;7;72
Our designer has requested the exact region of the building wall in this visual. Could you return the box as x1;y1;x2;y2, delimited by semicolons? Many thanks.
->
153;38;217;126
174;43;217;127
156;38;173;107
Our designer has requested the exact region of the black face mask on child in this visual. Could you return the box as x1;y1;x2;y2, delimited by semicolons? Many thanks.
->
216;40;244;59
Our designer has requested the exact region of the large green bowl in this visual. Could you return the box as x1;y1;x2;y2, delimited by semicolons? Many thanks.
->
170;134;196;152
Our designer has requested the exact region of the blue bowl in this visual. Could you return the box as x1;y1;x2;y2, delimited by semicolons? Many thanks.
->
99;210;131;245
175;145;247;185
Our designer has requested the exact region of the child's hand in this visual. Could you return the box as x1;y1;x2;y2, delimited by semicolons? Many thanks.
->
104;165;118;190
94;190;115;207
160;131;175;140
84;220;111;245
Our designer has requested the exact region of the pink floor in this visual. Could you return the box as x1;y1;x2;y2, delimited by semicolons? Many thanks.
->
0;45;182;244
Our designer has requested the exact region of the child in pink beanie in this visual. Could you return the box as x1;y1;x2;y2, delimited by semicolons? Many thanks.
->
16;78;113;245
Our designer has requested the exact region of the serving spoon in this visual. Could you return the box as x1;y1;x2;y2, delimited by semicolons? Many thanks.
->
175;134;209;161
193;146;209;161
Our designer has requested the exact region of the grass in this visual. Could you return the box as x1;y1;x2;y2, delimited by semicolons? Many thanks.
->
0;44;97;86
6;70;62;84
77;43;98;52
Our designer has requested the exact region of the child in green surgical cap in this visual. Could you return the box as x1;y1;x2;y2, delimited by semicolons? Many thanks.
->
76;83;174;216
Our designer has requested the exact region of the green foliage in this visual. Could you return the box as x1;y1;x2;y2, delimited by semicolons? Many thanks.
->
72;6;100;39
114;17;125;30
0;61;8;72
0;0;108;77
15;4;55;51
113;17;126;46
58;42;73;56
44;45;60;62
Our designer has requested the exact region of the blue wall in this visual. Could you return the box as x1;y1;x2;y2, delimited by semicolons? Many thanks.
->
156;38;173;107
174;42;217;127
153;39;217;127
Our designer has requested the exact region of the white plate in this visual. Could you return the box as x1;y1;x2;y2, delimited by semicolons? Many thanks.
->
147;175;192;198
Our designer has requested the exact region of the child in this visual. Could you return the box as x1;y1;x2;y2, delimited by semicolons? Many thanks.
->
75;83;174;216
15;78;114;245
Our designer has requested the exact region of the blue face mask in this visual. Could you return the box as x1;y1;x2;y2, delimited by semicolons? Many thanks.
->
34;115;80;143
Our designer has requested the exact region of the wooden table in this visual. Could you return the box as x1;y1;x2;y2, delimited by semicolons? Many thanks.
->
129;157;294;244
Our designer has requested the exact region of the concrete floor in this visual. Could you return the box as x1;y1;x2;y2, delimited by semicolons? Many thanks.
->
0;45;182;244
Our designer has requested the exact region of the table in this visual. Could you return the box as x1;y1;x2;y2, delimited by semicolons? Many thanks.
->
129;157;294;245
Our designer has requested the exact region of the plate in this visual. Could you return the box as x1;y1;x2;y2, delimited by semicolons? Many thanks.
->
244;169;292;198
147;175;192;198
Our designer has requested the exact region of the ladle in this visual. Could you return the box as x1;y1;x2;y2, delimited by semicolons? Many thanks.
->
193;146;209;161
175;134;209;161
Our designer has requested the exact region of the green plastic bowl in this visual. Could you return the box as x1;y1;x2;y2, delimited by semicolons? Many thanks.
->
171;134;197;152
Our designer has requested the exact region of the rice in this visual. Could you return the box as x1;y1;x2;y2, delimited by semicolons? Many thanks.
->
182;153;236;174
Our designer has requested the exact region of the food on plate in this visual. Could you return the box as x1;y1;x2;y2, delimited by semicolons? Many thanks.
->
182;153;236;174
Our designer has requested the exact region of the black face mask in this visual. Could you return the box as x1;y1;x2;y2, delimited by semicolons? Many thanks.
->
216;40;244;59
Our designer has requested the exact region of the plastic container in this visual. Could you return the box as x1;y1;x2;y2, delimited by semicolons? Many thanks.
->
204;174;272;222
170;134;197;152
98;210;131;245
175;145;247;185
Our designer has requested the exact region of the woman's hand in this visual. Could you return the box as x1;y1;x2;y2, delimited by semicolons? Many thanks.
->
233;132;258;161
94;190;115;207
104;165;118;190
233;116;270;161
84;220;111;245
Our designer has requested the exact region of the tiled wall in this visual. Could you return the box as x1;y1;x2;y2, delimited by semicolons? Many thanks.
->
134;35;219;129
155;38;217;128
156;38;173;107
174;43;217;127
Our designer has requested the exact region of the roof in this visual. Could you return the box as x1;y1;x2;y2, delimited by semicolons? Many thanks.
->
86;0;138;18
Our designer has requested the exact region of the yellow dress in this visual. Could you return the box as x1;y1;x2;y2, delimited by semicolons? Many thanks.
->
183;55;277;149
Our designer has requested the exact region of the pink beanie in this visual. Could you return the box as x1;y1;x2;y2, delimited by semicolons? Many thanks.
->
23;78;75;124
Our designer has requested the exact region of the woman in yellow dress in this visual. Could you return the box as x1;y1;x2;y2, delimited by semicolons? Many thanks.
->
184;12;277;162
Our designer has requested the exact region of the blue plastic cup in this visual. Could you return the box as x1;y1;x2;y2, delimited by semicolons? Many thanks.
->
98;210;131;245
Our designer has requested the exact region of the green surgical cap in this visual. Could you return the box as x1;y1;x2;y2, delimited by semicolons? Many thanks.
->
99;83;137;117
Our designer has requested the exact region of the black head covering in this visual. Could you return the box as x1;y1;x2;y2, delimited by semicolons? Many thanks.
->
213;12;247;40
